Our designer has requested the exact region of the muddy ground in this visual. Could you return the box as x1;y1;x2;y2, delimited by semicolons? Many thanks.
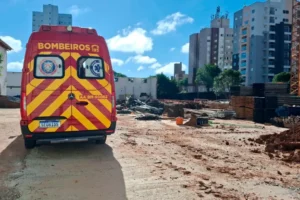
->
0;109;300;200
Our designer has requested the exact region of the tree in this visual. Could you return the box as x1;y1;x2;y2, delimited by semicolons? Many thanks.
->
195;64;221;92
213;69;241;96
177;77;188;87
157;73;179;99
273;72;290;83
113;71;127;77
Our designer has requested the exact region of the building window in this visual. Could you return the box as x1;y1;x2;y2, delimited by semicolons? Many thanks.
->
283;19;289;23
252;9;255;13
241;61;247;67
284;59;290;65
251;26;255;30
269;59;275;65
284;34;291;41
284;68;290;72
242;45;247;51
284;26;291;32
270;25;275;31
269;51;275;57
270;7;275;15
245;20;249;24
242;29;247;35
241;52;247;59
284;43;291;50
284;51;290;58
269;42;275;48
221;34;223;37
252;18;255;22
269;17;275;23
283;10;289;14
270;34;275;40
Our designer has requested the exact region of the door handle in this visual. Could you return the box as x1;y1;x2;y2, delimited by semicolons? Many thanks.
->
76;101;88;106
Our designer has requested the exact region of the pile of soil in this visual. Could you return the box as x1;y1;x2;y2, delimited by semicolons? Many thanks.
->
256;125;300;162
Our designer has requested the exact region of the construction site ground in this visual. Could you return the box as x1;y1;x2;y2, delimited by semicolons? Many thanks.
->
0;109;300;200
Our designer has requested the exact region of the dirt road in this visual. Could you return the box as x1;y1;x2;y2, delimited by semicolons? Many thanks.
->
0;110;300;200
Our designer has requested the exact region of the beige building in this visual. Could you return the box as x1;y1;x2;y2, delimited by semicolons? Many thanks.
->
0;39;12;95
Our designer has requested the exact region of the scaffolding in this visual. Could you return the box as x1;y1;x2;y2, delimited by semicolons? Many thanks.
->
291;0;300;95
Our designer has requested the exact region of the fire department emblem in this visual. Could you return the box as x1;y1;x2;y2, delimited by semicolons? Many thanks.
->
90;60;102;77
40;59;57;75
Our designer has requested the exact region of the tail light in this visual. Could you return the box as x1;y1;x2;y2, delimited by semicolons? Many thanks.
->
112;95;115;108
111;93;117;121
20;92;27;119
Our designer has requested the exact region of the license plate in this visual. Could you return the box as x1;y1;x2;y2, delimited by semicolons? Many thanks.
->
39;120;60;128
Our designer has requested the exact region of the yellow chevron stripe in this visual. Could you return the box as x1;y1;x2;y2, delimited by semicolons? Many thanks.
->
60;52;70;60
28;106;72;132
72;87;111;128
28;60;35;72
28;121;39;132
39;86;71;117
71;68;112;112
72;126;78;131
72;106;97;130
65;125;72;132
97;79;112;94
88;53;99;57
27;70;71;116
71;52;81;60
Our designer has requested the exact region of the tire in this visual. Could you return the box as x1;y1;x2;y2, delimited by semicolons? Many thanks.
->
24;139;36;149
95;135;107;144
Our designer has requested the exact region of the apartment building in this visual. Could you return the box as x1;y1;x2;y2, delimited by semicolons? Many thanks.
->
32;4;72;32
0;39;12;95
233;0;292;86
188;7;233;90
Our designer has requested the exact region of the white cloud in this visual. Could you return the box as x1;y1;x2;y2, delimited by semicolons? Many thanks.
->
126;55;157;64
151;12;194;35
149;63;162;69
181;43;189;53
111;58;124;66
68;5;90;16
107;27;153;54
137;66;144;71
7;60;23;71
0;36;22;53
170;47;175;51
155;62;187;75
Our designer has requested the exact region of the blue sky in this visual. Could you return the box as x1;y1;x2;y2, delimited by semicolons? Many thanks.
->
0;0;262;77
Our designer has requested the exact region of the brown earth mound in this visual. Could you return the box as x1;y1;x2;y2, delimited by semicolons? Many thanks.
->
256;125;300;162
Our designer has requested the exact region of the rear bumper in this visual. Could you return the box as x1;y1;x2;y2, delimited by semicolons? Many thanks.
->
20;122;116;142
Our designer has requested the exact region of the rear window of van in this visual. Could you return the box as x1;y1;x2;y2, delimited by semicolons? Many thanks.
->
77;57;105;79
34;55;64;78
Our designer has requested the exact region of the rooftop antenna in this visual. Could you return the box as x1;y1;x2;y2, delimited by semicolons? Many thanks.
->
216;6;220;19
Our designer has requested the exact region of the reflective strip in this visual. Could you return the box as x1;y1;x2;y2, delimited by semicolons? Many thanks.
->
27;70;71;116
72;86;111;129
72;106;97;130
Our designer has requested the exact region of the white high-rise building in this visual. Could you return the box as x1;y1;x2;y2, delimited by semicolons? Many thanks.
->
32;4;72;32
188;7;233;91
233;0;292;86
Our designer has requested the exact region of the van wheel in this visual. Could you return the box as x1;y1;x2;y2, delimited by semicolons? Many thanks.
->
24;139;36;149
95;135;107;144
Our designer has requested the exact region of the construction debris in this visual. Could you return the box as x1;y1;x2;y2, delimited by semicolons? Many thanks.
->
256;124;300;162
164;104;184;117
117;109;132;114
135;114;160;120
184;114;209;127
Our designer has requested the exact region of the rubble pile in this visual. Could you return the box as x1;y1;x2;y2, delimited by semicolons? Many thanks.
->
163;104;184;117
256;125;300;162
0;96;20;108
116;96;164;117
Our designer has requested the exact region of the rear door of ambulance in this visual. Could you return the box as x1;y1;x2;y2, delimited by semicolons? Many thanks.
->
26;30;73;133
69;33;113;132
